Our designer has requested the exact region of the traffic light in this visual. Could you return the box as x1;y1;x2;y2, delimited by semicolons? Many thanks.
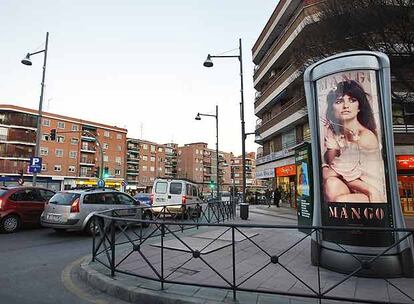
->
209;180;215;190
50;129;56;141
103;167;109;179
94;167;100;177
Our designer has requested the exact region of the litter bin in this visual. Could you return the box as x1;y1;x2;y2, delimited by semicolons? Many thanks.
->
240;203;249;220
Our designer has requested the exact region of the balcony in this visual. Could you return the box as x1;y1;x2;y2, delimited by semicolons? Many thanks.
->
127;158;139;164
253;3;318;84
257;97;306;136
80;160;95;166
127;172;139;176
0;112;37;128
254;63;298;113
80;146;96;153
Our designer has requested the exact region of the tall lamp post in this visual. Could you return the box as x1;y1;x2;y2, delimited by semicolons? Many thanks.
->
21;32;49;186
195;105;220;200
203;38;246;203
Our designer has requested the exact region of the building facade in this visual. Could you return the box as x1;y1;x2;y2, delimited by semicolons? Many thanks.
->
0;104;127;190
252;0;414;214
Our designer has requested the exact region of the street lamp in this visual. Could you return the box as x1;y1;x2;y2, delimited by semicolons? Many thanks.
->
203;38;246;203
195;105;220;200
21;32;49;186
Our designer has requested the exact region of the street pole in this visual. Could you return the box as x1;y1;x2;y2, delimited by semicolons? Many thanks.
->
33;32;49;186
238;38;246;204
203;38;246;203
215;105;220;201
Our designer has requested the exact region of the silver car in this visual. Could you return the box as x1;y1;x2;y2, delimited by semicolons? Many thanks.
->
41;188;141;234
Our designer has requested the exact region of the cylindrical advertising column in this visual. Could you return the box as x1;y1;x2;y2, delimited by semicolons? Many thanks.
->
304;51;414;277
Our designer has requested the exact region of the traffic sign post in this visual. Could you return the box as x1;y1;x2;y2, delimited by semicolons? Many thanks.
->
29;157;42;174
97;179;105;188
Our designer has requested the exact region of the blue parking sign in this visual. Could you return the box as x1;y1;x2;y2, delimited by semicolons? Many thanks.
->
29;157;42;173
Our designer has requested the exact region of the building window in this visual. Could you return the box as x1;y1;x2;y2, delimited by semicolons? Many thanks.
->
116;133;122;140
269;141;275;153
303;123;311;141
71;124;79;131
150;166;155;172
40;147;48;156
57;121;65;129
150;177;154;182
150;145;155;152
142;155;148;161
68;166;76;173
115;169;121;176
158;147;163;152
41;133;49;141
159;167;162;172
104;130;110;137
54;165;62;172
195;168;198;171
142;144;148;150
115;157;121;165
57;135;65;143
142;166;147;171
103;143;109;149
80;167;88;176
282;128;296;149
103;155;109;162
117;145;122;151
69;151;77;159
150;156;155;162
196;149;199;155
42;164;47;171
42;119;50;127
178;150;182;155
71;138;79;145
55;149;63;157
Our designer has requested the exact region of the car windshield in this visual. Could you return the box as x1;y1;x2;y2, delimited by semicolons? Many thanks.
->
49;192;81;206
0;189;9;197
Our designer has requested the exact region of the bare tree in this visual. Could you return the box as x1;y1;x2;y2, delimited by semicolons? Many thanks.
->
291;0;414;99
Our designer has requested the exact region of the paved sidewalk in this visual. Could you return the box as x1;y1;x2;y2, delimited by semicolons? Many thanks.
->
79;205;414;304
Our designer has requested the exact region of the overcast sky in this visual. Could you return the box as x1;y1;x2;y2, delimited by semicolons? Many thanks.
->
0;0;276;155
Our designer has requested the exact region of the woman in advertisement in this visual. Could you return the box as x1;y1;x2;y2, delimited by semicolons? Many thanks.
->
322;80;386;203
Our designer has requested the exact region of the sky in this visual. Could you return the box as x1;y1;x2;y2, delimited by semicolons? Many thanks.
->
0;0;276;155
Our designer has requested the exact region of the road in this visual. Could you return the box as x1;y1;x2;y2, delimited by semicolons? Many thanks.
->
0;226;129;304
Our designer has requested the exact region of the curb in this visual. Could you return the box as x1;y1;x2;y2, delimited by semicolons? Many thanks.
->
79;259;224;304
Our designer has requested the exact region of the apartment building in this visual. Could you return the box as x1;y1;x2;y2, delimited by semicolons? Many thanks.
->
125;139;178;192
231;152;262;193
0;104;127;190
176;142;232;195
252;1;414;214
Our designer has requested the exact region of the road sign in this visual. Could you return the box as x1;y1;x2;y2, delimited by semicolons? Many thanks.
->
97;179;105;188
29;157;42;173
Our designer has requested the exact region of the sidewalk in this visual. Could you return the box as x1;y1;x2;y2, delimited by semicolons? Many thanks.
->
79;205;414;304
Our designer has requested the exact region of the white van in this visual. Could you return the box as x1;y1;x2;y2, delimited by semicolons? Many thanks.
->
151;178;202;215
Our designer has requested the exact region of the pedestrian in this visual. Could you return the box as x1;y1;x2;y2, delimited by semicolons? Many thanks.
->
274;187;281;208
266;188;272;208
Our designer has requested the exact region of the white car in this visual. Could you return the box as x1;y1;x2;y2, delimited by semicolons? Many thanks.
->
151;178;202;216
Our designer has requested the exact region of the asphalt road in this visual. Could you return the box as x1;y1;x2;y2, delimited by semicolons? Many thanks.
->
0;226;130;304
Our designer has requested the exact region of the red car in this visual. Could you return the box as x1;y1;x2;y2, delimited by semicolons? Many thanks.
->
0;186;56;233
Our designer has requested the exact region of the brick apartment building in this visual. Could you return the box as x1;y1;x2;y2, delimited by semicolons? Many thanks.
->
126;139;177;192
231;152;263;193
252;0;414;213
0;104;127;190
176;142;232;195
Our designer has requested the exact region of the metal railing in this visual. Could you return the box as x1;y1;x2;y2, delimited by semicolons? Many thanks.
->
90;205;414;304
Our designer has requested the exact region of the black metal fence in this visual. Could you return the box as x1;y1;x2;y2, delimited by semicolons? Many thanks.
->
90;203;414;304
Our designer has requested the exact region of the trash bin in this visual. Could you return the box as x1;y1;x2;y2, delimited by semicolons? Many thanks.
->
240;203;249;220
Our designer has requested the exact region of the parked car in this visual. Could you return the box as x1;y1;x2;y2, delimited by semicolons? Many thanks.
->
41;188;147;235
151;178;202;216
0;186;56;233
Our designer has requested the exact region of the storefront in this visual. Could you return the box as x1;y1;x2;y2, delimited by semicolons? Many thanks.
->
275;164;297;208
396;155;414;215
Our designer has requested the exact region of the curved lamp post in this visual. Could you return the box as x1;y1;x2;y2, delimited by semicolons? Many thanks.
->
195;105;219;200
203;38;246;203
21;32;49;186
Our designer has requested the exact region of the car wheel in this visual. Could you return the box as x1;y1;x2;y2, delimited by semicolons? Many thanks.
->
141;211;152;228
1;215;21;233
85;218;103;236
